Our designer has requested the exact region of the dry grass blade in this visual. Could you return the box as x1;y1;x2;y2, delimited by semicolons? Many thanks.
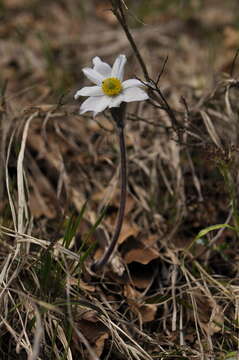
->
99;315;153;360
28;306;43;360
201;110;223;150
17;111;38;235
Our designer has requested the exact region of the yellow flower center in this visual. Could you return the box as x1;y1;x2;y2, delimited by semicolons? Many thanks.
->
101;77;122;96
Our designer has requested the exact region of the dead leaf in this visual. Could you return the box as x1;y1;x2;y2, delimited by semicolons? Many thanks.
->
77;319;107;342
95;332;109;357
74;319;109;359
190;290;224;336
123;238;160;265
93;247;104;262
200;303;224;336
124;283;140;300
68;278;95;292
138;304;157;323
144;234;158;246
81;311;98;323
124;285;157;323
118;221;140;245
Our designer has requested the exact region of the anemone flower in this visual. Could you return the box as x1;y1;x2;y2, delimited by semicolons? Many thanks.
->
74;54;149;116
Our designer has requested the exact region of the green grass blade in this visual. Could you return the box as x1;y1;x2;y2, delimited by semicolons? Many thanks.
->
63;201;87;249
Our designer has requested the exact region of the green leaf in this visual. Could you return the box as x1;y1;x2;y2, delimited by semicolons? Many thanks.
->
195;224;235;241
186;223;236;251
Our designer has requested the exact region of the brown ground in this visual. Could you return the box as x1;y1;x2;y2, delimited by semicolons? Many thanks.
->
1;0;239;359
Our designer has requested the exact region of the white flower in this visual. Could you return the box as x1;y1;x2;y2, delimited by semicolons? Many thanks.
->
74;54;149;117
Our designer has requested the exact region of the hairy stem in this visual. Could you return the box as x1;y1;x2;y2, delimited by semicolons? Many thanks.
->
91;106;127;272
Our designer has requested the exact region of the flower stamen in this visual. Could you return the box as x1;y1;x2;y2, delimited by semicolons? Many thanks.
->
102;77;122;96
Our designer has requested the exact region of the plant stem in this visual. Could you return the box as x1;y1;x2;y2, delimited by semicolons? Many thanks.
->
91;105;127;272
111;0;150;81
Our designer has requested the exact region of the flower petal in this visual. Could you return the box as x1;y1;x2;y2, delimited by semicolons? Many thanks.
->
109;94;123;108
122;87;149;103
80;97;98;114
82;68;104;85
93;56;112;78
80;96;111;116
122;79;144;89
75;86;103;99
111;54;127;80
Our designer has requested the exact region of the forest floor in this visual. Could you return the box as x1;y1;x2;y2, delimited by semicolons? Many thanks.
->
1;0;239;359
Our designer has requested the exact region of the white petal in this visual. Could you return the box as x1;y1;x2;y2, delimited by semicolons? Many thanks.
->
80;96;111;116
75;86;103;99
122;87;149;103
111;54;127;80
92;56;112;77
122;79;144;89
109;94;123;108
80;97;98;114
82;68;104;85
92;96;112;116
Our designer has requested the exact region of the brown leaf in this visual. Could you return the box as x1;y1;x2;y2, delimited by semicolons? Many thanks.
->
81;311;98;323
125;196;137;215
124;284;140;300
124;285;157;323
74;319;109;358
68;278;95;292
77;319;107;342
200;303;224;336
138;304;157;323
144;234;158;246
191;290;224;336
95;332;109;357
123;239;160;265
118;221;140;245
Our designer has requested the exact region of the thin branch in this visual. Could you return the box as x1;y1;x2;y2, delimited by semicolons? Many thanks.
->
156;56;168;85
110;1;180;134
111;0;150;81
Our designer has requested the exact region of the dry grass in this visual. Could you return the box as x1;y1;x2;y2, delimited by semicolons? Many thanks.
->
1;0;239;359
